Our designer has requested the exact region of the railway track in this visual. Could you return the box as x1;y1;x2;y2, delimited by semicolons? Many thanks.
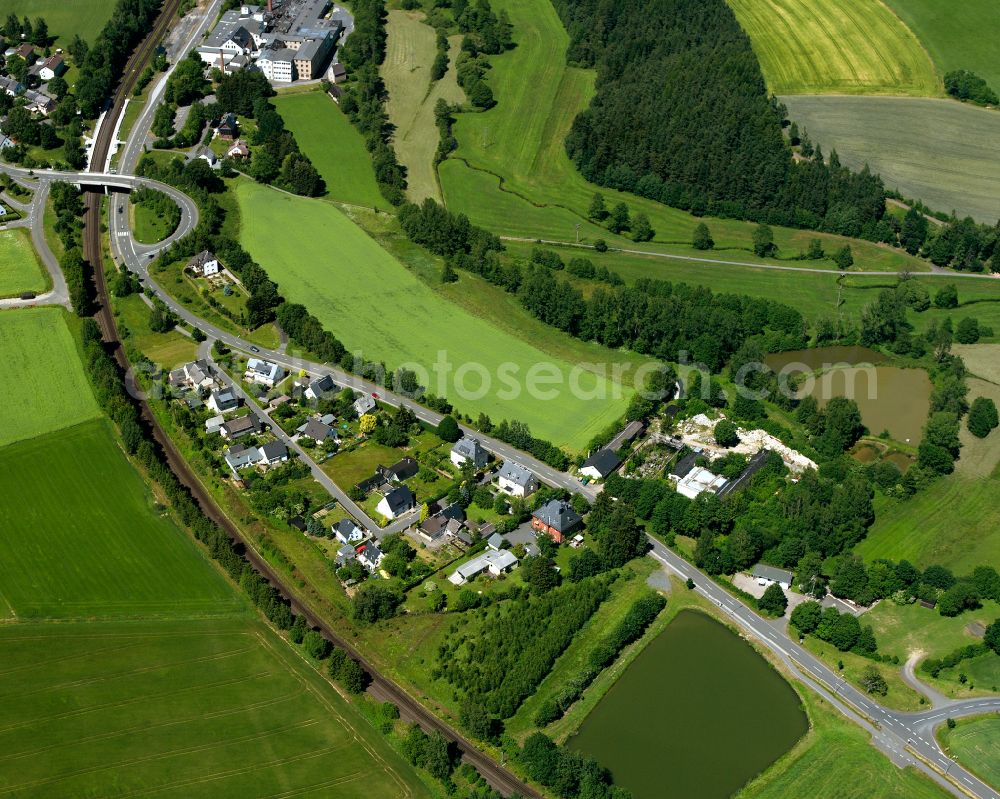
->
78;4;540;797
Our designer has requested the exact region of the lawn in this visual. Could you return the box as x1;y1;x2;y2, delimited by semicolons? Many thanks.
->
132;199;180;244
3;0;114;49
884;0;1000;91
738;690;949;799
117;293;199;369
0;418;243;620
782;96;1000;223
0;228;47;298
0;308;100;447
857;474;1000;573
938;716;1000;791
726;0;939;96
272;91;384;208
863;599;1000;665
382;11;465;203
0;617;428;798
436;0;926;274
236;180;635;450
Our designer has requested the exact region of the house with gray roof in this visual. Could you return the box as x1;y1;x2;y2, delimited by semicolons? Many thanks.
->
451;436;488;469
244;357;284;388
224;444;261;471
304;373;336;400
497;460;539;497
448;549;518;586
579;448;621;481
376;484;415;520
259;440;289;466
220;413;262;439
486;532;505;551
353;393;376;417
333;518;365;544
207;387;239;414
298;417;338;444
532;499;583;544
358;541;384;572
751;564;794;590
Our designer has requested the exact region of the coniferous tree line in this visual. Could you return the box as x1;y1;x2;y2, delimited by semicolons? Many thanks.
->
550;0;886;236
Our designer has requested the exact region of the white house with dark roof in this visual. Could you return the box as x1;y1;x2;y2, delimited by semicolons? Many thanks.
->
451;436;488;469
358;541;384;572
244;357;284;388
448;550;518;586
258;440;289;467
224;444;262;471
353;393;376;417
297;417;338;444
39;55;67;82
497;460;539;497
207;387;239;413
751;564;794;591
188;250;221;277
304;373;336;400
377;484;415;520
205;414;225;434
333;518;365;544
579;448;621;481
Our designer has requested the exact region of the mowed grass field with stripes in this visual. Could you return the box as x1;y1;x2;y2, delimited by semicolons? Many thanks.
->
0;308;427;798
726;0;939;95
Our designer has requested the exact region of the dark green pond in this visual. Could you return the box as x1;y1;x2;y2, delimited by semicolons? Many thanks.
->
568;610;808;799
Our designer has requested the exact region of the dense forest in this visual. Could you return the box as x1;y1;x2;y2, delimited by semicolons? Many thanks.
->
553;0;887;235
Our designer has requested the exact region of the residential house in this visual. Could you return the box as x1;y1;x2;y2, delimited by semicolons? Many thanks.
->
188;250;221;277
269;394;291;410
259;440;289;467
205;414;225;434
38;55;66;82
24;90;54;115
15;44;36;64
675;465;728;500
486;532;505;551
357;541;384;572
333;518;365;545
751;564;794;591
448;550;518;586
195;146;220;169
0;76;23;97
417;503;465;543
451;436;488;469
335;542;357;567
497;460;539;497
376;484;415;520
378;457;418;483
304;373;335;400
353;393;376;417
244;357;284;388
532;499;583;544
329;62;347;82
669;451;698;480
224;444;261;471
216;112;238;140
298;417;338;444
448;523;473;549
226;140;250;159
220;413;262;439
579;448;621;481
207;387;239;414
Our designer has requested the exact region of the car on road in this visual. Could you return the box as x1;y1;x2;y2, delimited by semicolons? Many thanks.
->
250;346;260;353
19;291;36;300
372;392;379;399
118;205;123;213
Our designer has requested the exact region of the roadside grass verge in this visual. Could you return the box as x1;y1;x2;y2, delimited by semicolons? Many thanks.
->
937;715;1000;792
782;96;1000;224
0;307;100;447
382;11;465;203
727;0;938;96
116;293;199;369
272;91;384;208
131;199;179;244
235;180;634;450
0;228;47;298
737;689;949;799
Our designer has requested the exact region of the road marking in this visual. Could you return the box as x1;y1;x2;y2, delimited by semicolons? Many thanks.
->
117;230;129;237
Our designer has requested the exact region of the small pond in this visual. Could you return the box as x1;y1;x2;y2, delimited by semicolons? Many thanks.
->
765;346;930;443
568;610;808;799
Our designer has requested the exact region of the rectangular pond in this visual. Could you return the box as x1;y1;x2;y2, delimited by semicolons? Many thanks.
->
568;610;808;799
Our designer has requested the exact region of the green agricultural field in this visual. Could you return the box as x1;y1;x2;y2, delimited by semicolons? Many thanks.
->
382;11;465;203
858;474;1000;573
738;690;948;799
0;617;425;799
0;307;100;447
273;91;383;208
938;716;1000;791
782;96;1000;223
0;228;47;298
3;0;113;49
436;0;927;274
727;0;938;96
236;180;636;449
0;418;242;620
885;0;1000;92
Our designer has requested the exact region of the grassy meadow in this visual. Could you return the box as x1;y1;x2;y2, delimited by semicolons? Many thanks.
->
132;201;179;245
117;293;199;368
236;180;637;449
0;228;47;298
726;0;938;96
0;418;241;620
382;11;465;203
738;690;948;799
436;0;927;274
272;91;384;208
0;307;100;447
783;96;1000;223
3;0;113;49
884;0;1000;91
938;716;1000;790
